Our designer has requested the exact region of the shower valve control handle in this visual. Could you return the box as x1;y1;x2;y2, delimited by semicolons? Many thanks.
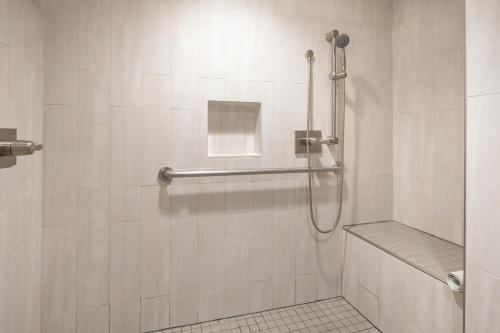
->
300;137;339;146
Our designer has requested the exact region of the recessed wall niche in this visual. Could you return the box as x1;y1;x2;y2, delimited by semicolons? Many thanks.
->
207;100;262;157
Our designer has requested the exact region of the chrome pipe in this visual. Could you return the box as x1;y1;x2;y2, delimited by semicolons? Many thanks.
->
158;165;341;185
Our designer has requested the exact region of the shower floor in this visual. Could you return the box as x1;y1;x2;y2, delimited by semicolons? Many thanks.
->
156;297;379;333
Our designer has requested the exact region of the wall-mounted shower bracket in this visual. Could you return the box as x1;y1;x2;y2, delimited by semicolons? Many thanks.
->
0;128;43;169
329;71;347;81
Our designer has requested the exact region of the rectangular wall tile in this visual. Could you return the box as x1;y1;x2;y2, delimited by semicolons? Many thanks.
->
5;244;26;332
466;0;500;96
77;305;109;333
43;105;77;227
111;0;142;106
248;280;272;313
316;231;342;300
77;188;109;307
198;78;225;170
77;70;111;188
272;209;295;308
170;216;198;327
434;282;463;333
110;221;142;333
341;234;359;308
0;0;7;45
142;186;170;298
378;251;408;333
466;266;500;332
198;0;225;79
141;75;171;185
42;226;77;333
467;94;500;277
169;109;201;168
224;231;249;317
295;273;316;304
172;0;199;76
78;0;111;70
140;296;170;332
44;0;77;104
198;288;223;323
358;284;378;326
248;181;273;282
198;183;224;291
142;0;172;75
168;183;199;219
110;107;142;222
295;183;317;276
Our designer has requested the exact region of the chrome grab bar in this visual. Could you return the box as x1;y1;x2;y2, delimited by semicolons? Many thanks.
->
158;164;342;185
0;140;43;157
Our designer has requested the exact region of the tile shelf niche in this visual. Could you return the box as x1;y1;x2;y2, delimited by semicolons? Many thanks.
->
207;100;263;158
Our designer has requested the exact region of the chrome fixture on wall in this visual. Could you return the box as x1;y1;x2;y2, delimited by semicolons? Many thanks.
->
158;165;341;185
0;128;43;169
303;30;350;234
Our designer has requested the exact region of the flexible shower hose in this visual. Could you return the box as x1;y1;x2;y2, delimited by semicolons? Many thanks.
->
305;55;345;234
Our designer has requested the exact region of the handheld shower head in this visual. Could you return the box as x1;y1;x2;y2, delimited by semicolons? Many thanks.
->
335;34;350;48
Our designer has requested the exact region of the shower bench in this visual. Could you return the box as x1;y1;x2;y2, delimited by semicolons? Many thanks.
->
342;220;464;333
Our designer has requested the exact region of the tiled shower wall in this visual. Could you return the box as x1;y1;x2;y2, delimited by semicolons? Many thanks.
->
41;0;392;332
0;0;44;332
466;0;500;331
392;0;465;245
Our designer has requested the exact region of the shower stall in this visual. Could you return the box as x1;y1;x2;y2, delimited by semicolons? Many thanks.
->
0;0;478;332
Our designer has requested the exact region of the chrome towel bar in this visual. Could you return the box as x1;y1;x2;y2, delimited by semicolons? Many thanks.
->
158;164;341;185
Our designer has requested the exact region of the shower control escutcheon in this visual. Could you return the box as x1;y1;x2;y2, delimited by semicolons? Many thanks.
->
0;128;43;169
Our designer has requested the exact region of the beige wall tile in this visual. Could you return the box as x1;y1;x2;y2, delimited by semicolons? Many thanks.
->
140;296;170;332
77;69;111;188
43;105;78;227
78;0;111;70
0;0;7;45
110;107;142;222
466;267;500;332
248;280;273;313
358;284;378;326
272;209;296;308
5;244;27;332
142;186;170;299
142;0;172;75
110;221;142;333
42;226;77;333
141;75;172;185
172;0;199;76
77;188;110;307
44;0;77;104
77;305;109;333
467;95;500;276
295;274;316;304
170;216;198;326
393;0;465;244
223;231;249;317
198;288;223;323
111;0;142;107
198;183;224;291
248;181;273;282
466;0;500;96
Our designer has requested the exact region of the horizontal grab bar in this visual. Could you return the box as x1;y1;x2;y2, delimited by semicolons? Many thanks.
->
158;164;342;185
